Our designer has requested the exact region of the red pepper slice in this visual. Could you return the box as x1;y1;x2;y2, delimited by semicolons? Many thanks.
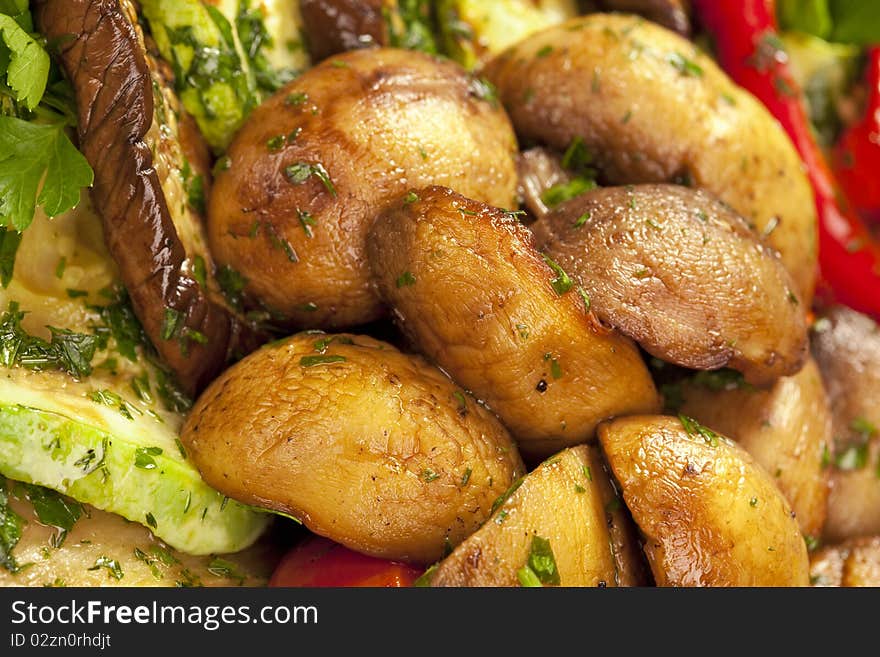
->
693;0;880;319
833;46;880;226
268;536;422;587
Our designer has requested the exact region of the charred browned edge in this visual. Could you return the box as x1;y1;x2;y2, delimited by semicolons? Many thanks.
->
35;0;244;395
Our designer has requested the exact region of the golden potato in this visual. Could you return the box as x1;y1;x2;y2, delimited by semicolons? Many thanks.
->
485;13;817;303
0;481;278;587
676;359;831;539
538;185;808;385
598;415;810;586
811;306;880;542
427;446;648;587
182;333;524;564
367;186;660;461
810;537;880;587
208;47;518;329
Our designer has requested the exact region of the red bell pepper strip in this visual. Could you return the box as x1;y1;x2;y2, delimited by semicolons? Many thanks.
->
693;0;880;319
268;536;422;587
833;46;880;226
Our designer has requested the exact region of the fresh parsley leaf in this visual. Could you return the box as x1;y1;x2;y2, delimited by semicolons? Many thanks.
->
526;535;560;585
0;226;20;287
0;117;94;231
0;14;49;110
89;555;124;580
16;483;82;548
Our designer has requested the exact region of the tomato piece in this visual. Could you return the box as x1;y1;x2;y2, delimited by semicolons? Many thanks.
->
268;536;422;587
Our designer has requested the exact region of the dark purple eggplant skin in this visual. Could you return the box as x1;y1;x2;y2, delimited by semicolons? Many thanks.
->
599;0;691;36
35;0;244;395
299;0;387;61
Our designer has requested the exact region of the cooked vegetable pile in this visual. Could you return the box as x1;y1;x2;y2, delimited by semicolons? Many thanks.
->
0;0;878;588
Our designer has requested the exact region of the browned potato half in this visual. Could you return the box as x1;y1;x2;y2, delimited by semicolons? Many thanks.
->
367;186;660;460
182;333;524;564
598;415;810;586
485;13;818;303
426;446;648;587
538;185;808;385
676;359;831;539
0;481;278;587
209;47;518;329
810;537;880;587
811;307;880;542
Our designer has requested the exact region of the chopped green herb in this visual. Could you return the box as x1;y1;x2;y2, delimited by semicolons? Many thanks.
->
300;355;347;367
296;209;316;238
804;535;821;551
525;535;560;585
55;256;67;280
678;414;720;447
541;177;597;208
161;307;184;341
174;438;187;459
191;255;207;288
421;469;440;483
851;417;878;440
134;446;163;470
413;563;438;587
750;496;758;507
0;302;103;378
516;323;529;340
517;565;543;587
0;228;21;288
17;483;82;548
491;477;524;515
207;557;245;584
667;52;704;77
396;271;416;288
574;485;586;494
89;555;123;580
836;442;868;470
573;211;591;228
453;390;467;413
561;136;593;172
144;512;157;529
267;135;285;151
468;76;498;107
583;465;592;481
494;509;509;525
0;480;24;572
313;335;353;353
286;91;308;106
460;467;472;486
577;287;591;312
691;369;751;392
284;162;337;197
88;389;141;421
541;255;573;295
536;45;553;58
216;265;248;311
605;497;622;514
404;191;419;204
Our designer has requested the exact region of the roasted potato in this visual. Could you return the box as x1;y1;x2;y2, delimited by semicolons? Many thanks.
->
368;186;660;460
0;480;278;587
208;47;518;329
676;359;832;538
182;333;524;564
598;415;811;586
427;445;647;587
538;184;808;385
811;306;880;542
485;13;818;303
810;537;880;587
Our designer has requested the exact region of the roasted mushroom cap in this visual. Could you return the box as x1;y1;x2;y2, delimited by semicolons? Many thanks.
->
811;306;880;543
537;184;808;385
485;13;818;304
368;186;660;460
182;333;524;564
599;415;810;587
36;0;251;395
208;47;518;329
